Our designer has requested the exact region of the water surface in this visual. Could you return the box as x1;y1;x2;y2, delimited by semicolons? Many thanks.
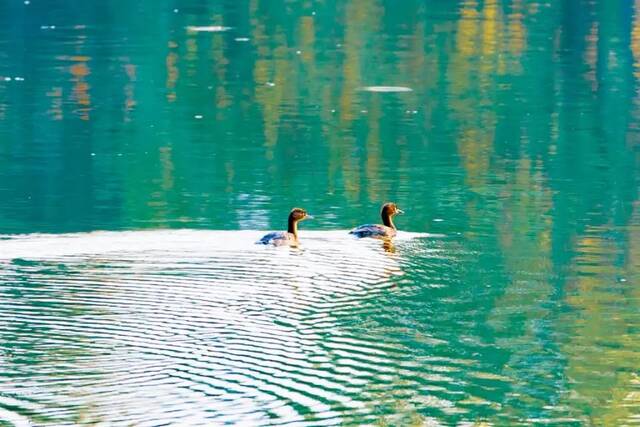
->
1;0;640;425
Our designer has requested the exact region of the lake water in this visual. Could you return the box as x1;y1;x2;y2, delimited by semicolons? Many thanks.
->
1;0;639;425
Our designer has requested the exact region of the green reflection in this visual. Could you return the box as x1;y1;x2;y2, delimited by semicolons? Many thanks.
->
0;0;639;425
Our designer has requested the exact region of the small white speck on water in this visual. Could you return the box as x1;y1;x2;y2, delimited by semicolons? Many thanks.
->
433;218;444;222
24;0;30;5
311;11;316;15
90;153;96;157
117;153;123;157
296;50;301;55
207;86;213;90
336;43;342;48
173;8;179;13
194;115;203;119
14;77;24;81
234;37;250;42
265;82;275;87
360;109;368;114
620;278;627;282
186;25;231;33
330;109;336;113
362;85;413;93
4;77;11;81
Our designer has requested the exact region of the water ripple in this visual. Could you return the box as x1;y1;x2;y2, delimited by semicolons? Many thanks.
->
0;230;570;425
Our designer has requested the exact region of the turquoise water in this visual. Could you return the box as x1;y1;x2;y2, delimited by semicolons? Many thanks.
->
1;0;640;425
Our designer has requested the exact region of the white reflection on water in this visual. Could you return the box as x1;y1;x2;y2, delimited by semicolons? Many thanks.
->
360;86;413;93
186;26;232;33
0;230;439;425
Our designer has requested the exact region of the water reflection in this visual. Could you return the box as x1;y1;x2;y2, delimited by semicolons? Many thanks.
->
0;0;639;424
0;231;416;425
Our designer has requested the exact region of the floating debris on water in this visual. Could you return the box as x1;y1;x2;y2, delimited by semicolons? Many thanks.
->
40;25;56;30
3;77;11;82
265;82;275;87
194;115;203;119
186;25;232;33
234;37;250;42
173;8;179;13
361;86;413;93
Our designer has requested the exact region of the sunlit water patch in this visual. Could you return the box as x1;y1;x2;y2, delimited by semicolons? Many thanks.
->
0;230;474;426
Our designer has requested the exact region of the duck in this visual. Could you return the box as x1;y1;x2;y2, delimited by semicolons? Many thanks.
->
349;202;404;239
257;208;313;246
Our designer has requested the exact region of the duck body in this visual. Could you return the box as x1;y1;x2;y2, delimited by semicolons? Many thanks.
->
350;202;403;239
349;224;396;239
257;208;312;247
257;231;297;246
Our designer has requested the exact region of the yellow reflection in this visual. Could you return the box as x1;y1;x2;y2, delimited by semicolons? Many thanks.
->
159;146;175;192
457;0;479;56
123;62;137;122
481;0;498;56
508;1;526;57
633;1;640;79
365;98;382;202
252;20;287;160
299;16;316;65
166;41;179;103
46;87;63;121
212;30;231;111
584;22;599;91
69;57;91;121
185;38;198;78
558;216;640;425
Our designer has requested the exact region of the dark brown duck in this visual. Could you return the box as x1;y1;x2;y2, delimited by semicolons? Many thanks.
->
349;202;404;239
257;208;313;246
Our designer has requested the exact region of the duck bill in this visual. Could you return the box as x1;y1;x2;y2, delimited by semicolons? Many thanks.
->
305;215;315;220
396;209;405;215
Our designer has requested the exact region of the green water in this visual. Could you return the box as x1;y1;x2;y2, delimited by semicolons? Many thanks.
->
1;0;640;425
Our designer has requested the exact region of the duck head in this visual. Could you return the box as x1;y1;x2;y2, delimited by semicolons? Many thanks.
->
381;202;404;217
289;207;313;222
381;202;403;228
288;207;312;235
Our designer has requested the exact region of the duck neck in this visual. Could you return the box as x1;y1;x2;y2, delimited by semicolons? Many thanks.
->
382;212;395;229
287;216;299;237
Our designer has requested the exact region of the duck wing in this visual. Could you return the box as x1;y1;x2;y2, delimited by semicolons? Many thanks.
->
257;231;287;245
349;224;394;238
